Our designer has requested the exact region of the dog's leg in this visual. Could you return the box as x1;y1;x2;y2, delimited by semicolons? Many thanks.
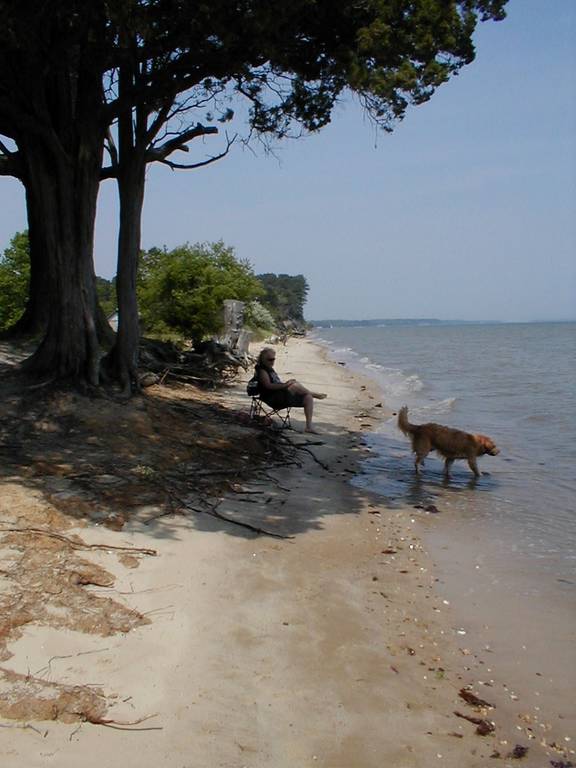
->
467;457;480;477
413;436;429;475
415;451;428;474
444;458;454;478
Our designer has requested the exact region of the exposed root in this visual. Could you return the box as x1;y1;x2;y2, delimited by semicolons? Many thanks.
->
0;527;157;557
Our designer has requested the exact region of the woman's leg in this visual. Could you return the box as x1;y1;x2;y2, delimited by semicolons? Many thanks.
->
303;393;315;432
287;381;327;399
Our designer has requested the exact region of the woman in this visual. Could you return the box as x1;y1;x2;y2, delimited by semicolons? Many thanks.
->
255;347;327;434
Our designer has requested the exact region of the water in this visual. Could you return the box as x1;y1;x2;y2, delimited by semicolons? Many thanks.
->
315;322;576;582
315;322;576;742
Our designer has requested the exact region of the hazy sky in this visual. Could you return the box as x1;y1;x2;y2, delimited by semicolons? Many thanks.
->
1;0;574;322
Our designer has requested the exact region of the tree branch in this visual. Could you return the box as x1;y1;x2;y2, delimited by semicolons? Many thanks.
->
0;142;22;178
156;135;236;171
105;128;119;169
146;122;218;163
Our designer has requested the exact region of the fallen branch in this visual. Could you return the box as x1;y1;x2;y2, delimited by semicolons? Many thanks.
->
0;528;157;557
454;711;495;735
291;445;331;472
197;503;293;539
168;490;292;540
458;687;495;709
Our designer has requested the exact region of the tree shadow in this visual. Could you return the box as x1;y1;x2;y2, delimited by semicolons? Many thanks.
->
0;376;372;547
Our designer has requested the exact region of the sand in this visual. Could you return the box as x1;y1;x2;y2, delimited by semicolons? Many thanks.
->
0;338;572;767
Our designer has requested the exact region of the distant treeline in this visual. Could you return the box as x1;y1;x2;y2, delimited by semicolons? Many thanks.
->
311;318;500;328
257;273;308;329
0;231;308;343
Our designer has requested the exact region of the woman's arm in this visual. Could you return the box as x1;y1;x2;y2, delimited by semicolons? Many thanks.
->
258;369;293;391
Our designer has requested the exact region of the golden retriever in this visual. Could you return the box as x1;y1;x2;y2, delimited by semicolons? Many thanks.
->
398;406;499;478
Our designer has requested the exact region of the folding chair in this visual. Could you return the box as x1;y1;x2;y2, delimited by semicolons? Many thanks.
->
249;396;292;429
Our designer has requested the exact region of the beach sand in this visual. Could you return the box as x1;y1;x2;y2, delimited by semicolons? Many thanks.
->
0;338;572;767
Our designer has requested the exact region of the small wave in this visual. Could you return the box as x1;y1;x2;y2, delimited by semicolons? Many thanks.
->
332;346;357;355
370;368;424;398
411;398;457;417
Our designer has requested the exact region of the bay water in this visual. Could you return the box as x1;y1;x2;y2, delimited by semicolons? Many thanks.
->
314;322;576;732
315;322;576;580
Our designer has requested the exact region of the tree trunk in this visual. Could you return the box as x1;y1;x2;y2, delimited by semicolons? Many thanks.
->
20;135;103;386
101;48;148;397
103;163;145;395
4;183;114;346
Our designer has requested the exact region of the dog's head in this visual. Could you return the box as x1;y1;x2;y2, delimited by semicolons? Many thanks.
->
475;435;500;456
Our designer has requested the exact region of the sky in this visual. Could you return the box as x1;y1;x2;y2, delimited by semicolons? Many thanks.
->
1;0;575;322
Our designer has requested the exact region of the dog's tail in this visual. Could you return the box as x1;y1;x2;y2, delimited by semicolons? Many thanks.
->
398;406;417;436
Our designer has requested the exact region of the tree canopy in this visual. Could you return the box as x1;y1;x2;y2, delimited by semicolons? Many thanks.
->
0;0;507;389
257;273;309;328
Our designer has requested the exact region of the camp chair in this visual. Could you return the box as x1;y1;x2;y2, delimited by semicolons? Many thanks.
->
249;396;292;429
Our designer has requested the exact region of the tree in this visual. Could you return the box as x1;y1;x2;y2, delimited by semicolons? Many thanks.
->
138;242;263;347
0;0;507;388
0;231;30;332
96;277;118;318
258;273;309;327
0;3;111;384
244;301;277;338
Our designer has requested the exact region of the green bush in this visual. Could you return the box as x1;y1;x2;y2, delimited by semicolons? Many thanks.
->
138;241;263;346
0;231;30;331
244;300;277;339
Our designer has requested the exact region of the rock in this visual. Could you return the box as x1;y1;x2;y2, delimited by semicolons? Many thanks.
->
139;372;160;388
93;474;126;486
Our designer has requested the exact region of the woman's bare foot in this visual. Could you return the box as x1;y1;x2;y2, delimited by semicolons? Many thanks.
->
312;393;327;400
305;427;321;434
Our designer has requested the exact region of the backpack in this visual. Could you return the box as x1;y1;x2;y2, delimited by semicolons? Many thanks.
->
246;375;259;397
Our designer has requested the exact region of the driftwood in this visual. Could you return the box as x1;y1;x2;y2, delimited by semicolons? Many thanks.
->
458;687;494;709
139;338;248;388
454;711;495;735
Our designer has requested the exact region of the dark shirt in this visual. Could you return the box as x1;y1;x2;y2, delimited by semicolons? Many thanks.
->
255;363;282;390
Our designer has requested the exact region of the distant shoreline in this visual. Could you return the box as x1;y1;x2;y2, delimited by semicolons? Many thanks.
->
309;317;574;328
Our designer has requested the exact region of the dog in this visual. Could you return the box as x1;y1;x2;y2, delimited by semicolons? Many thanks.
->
398;406;499;478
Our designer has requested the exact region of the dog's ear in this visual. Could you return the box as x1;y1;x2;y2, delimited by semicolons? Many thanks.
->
477;435;499;455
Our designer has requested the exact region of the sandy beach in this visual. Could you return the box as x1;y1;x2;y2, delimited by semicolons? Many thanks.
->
0;337;572;767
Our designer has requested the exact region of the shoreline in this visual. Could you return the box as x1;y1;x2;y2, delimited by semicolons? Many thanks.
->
314;333;576;763
0;336;572;766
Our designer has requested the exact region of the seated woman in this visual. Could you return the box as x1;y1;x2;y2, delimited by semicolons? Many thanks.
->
255;347;327;434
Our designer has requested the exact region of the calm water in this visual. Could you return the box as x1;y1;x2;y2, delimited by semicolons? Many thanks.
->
315;322;576;581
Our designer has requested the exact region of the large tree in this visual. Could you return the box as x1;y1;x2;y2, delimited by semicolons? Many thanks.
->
0;0;507;388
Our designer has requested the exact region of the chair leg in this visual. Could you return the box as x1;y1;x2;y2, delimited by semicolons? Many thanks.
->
249;398;291;429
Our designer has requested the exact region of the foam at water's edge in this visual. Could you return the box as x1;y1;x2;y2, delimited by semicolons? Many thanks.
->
313;334;429;404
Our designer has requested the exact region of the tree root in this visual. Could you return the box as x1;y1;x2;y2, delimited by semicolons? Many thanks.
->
194;503;293;540
87;714;162;731
0;528;157;556
166;490;292;540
